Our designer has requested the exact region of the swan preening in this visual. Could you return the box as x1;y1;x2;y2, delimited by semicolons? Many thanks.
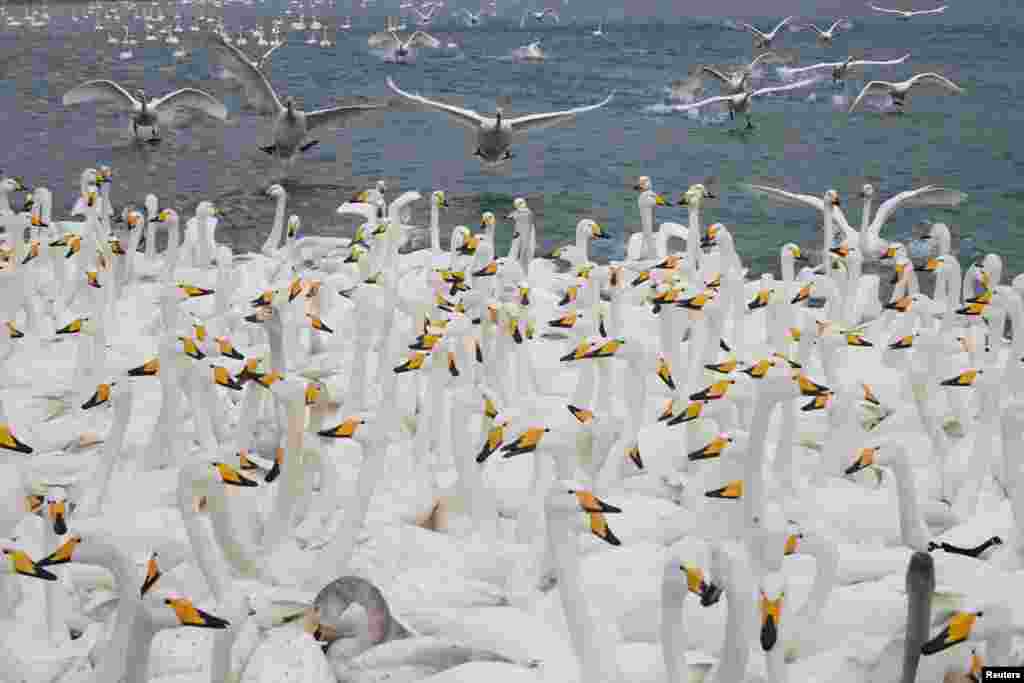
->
385;77;614;164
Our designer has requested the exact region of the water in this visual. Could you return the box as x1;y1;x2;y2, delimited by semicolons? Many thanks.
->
2;8;1022;281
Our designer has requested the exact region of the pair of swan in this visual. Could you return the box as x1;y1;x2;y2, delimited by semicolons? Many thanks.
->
385;78;614;165
62;79;228;141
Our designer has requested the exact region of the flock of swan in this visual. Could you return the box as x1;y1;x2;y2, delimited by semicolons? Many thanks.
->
1;127;1023;683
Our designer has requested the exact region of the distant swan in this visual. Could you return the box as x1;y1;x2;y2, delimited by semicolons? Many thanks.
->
737;16;794;49
848;72;964;113
784;54;910;83
868;3;947;19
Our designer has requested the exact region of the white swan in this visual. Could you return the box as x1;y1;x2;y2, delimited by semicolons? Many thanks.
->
371;30;440;61
385;77;614;164
737;16;795;48
700;52;778;95
848;73;964;113
868;3;947;18
670;78;819;129
784;53;910;83
62;80;227;141
207;31;387;165
856;184;968;260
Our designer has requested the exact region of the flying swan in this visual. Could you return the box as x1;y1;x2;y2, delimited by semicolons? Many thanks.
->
737;16;795;49
785;53;910;83
385;77;614;164
670;78;818;129
207;31;387;164
62;80;228;141
868;3;947;19
700;52;778;95
848;72;964;113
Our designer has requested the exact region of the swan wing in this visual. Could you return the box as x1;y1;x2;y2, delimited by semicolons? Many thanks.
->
751;76;819;98
867;4;904;14
63;79;139;111
851;54;910;68
257;41;284;68
919;5;947;14
869;186;968;235
699;65;732;85
738;22;766;39
827;18;846;33
671;94;734;111
519;9;527;28
786;61;840;76
848;81;893;113
385;77;489;130
747;50;778;69
771;16;795;35
505;92;614;135
367;31;399;48
740;184;824;212
207;31;281;115
407;30;441;48
905;72;964;94
151;88;228;120
305;102;388;132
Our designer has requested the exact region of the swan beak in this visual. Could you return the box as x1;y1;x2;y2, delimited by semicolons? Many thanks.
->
574;490;622;514
940;370;981;387
288;279;303;302
560;342;593;362
317;417;364;439
127;358;160;377
626;445;643;469
141;553;161;597
654;194;668;206
689;380;735;402
264;448;284;483
685;566;723;607
308;315;333;334
56;318;84;335
567;404;594;424
48;501;67;536
212;365;243;391
37;535;81;567
688;435;731;461
794;373;830;396
846;333;874;347
592;223;609;239
179;284;215;298
921;612;979;655
888;335;914;350
2;549;58;580
657;357;676;390
216;338;245;360
705;480;743;499
589;512;621;545
164;597;231;629
784;533;803;556
667;400;705;426
81;383;113;410
0;424;33;454
394;352;427;373
304;382;321;406
214;462;259;487
793;248;808;262
476;423;507;463
760;592;783;651
880;246;899;260
801;392;831;412
956;302;987;316
179;336;206;360
447;352;459;377
915;257;941;273
845;446;878;475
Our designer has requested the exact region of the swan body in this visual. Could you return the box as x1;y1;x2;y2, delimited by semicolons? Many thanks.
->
849;73;964;113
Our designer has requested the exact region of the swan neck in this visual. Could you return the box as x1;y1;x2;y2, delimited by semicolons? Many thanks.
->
889;456;930;551
660;576;688;683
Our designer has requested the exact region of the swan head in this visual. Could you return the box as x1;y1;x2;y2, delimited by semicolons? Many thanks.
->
480;211;496;229
664;558;723;607
45;487;69;536
580;219;608;240
824;189;841;206
265;184;286;199
700;223;723;249
432;190;448;208
286;215;300;239
81;168;99;188
759;580;785;652
633;176;651;192
151;208;178;224
859;183;875;198
783;243;807;262
2;545;58;581
1;176;27;193
921;610;987;655
316;416;369;440
512;197;527;211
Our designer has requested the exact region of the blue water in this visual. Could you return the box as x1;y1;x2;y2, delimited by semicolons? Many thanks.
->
2;7;1021;280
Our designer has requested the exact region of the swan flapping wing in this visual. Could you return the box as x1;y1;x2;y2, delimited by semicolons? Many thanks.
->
738;21;767;39
848;81;896;113
869;186;968;235
207;31;281;115
904;72;964;94
305;103;388;132
750;76;819;99
852;53;911;68
504;92;614;134
151;88;228;121
741;184;826;211
256;41;284;69
63;79;140;111
385;77;490;130
671;93;736;112
785;60;844;76
771;16;795;35
867;4;907;14
746;51;779;70
407;30;441;48
368;30;400;49
699;65;734;86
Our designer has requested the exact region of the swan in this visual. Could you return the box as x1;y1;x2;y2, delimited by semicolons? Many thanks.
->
62;80;228;141
371;30;440;62
741;186;856;266
737;16;795;49
549;219;609;267
848;73;964;113
457;8;482;26
519;7;559;27
855;184;968;260
784;54;910;83
868;3;947;18
670;78;819;129
513;39;546;63
700;52;778;95
798;18;848;45
207;31;387;165
385;77;614;165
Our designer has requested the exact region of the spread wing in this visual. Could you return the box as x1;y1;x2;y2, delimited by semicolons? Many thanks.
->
916;5;947;14
256;41;284;69
700;65;733;86
747;51;778;70
750;77;819;98
771;16;795;35
848;81;895;113
785;61;840;76
851;54;910;68
505;92;614;135
738;22;767;39
869;186;967;235
741;184;824;212
407;30;441;48
867;4;905;14
305;103;388;132
385;77;489;130
905;72;964;94
151;88;228;121
827;18;846;33
207;31;281;115
670;94;735;112
368;30;400;49
63;80;140;111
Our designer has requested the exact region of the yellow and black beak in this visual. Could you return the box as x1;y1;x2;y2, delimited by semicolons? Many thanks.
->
685;565;723;607
791;284;812;304
795;374;831;397
956;302;987;316
250;290;273;307
688;435;731;461
82;382;113;409
880;245;899;260
37;535;81;567
883;296;911;312
212;365;243;391
689;380;734;402
213;462;259;487
48;500;67;536
631;270;651;287
510;320;524;345
179;284;215;298
216;338;244;360
667;400;705;426
844;446;877;475
656;357;675;390
394;352;427;374
705;480;743;499
567;404;594;424
704;358;737;374
747;290;771;311
164;597;231;629
317;417;364;439
288;279;304;303
626;445;643;469
921;611;979;655
0;424;33;454
179;337;206;360
915;257;941;273
760;592;783;651
476;422;506;463
654;194;668;206
308;315;333;334
940;370;980;387
574;490;623;514
560;341;593;362
56;318;84;335
141;552;161;597
888;335;914;350
447;352;459;377
846;334;873;348
589;512;621;546
784;533;803;556
304;382;322;407
127;358;160;377
3;548;58;581
801;392;831;412
264;447;284;483
410;334;441;351
473;261;497;277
